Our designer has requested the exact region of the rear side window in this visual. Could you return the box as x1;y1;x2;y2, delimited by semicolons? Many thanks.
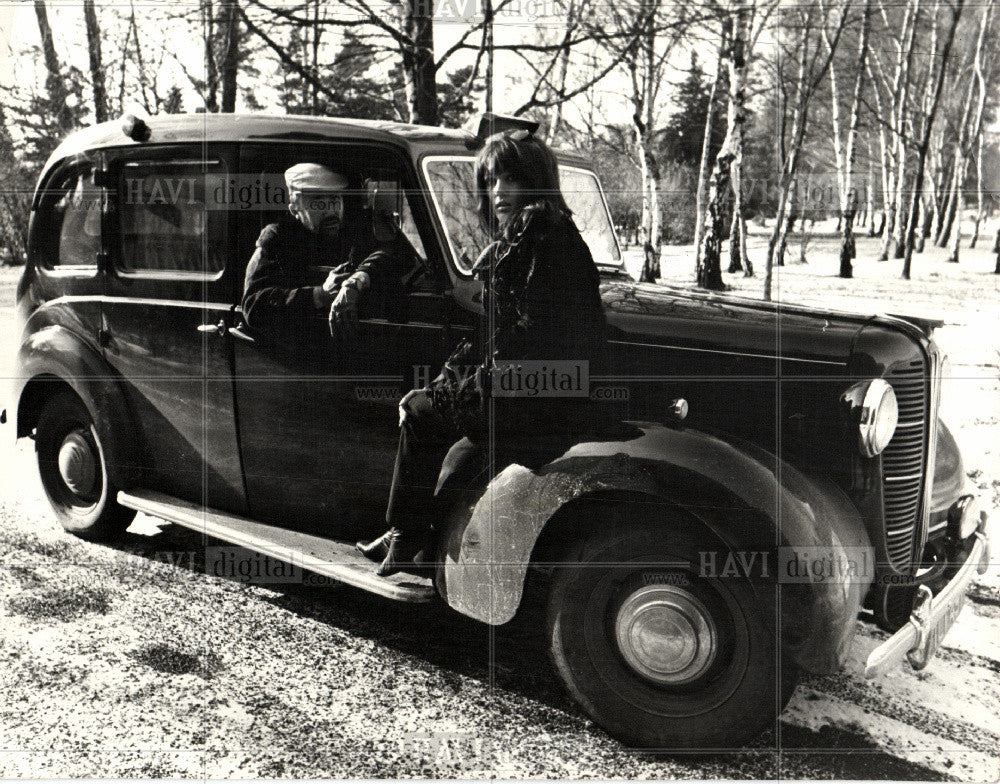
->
118;159;227;276
35;164;101;271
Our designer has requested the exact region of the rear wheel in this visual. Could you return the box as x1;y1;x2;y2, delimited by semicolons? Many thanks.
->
35;390;135;541
546;515;798;749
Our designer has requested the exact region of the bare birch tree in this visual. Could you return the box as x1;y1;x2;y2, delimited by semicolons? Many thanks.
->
762;1;849;300
866;0;919;260
825;0;871;278
944;2;993;262
692;24;727;269
902;0;965;279
82;0;109;122
697;7;742;290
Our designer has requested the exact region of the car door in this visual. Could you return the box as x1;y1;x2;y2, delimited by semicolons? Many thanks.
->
101;144;246;513
231;142;463;539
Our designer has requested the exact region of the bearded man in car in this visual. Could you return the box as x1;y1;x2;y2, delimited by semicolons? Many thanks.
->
242;162;403;355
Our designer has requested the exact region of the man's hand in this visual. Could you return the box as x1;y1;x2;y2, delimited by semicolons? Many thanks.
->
329;284;360;351
398;388;425;427
328;271;370;350
322;269;352;294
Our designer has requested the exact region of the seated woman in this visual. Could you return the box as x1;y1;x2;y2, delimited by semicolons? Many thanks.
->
358;130;608;576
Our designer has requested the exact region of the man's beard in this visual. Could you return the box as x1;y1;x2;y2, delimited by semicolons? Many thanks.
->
317;215;342;238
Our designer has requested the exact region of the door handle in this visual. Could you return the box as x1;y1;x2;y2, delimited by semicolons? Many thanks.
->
197;319;227;337
228;326;256;343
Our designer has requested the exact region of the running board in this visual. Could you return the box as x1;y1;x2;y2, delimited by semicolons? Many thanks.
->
117;489;436;603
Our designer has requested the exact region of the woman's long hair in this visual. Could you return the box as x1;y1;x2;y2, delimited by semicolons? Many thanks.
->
474;131;572;235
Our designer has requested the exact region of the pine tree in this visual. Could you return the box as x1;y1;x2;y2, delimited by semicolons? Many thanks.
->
661;52;725;167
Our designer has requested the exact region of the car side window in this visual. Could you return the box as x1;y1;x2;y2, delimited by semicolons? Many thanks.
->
117;159;227;277
36;165;101;271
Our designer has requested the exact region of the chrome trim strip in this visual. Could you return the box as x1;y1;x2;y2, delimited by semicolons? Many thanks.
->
48;295;233;310
609;340;847;366
920;346;943;563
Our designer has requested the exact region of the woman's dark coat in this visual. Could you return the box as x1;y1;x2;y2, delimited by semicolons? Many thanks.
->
429;202;607;438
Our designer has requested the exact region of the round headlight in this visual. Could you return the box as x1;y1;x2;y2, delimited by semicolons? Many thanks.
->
859;379;898;457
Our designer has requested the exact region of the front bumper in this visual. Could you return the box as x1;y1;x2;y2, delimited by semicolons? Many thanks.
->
864;510;990;678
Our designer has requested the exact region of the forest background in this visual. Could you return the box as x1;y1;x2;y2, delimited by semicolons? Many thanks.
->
1;0;998;297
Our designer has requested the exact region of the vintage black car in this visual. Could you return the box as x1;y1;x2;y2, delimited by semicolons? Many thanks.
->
7;113;989;749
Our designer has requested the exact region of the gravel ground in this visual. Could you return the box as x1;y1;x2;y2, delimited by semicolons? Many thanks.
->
1;220;998;779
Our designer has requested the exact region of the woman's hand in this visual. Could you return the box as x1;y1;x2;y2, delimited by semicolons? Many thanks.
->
399;388;426;426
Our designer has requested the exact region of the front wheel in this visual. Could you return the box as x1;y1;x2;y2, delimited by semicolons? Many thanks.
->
546;520;798;749
35;390;135;541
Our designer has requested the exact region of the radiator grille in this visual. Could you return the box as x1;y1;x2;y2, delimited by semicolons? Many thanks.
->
882;359;928;571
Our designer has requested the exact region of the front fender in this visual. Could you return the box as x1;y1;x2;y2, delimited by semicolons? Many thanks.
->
441;422;872;674
14;324;141;489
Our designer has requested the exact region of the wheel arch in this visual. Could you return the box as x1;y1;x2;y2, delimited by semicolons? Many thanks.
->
439;422;872;674
15;325;141;490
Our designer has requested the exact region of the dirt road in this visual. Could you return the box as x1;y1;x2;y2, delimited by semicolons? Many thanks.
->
1;229;998;779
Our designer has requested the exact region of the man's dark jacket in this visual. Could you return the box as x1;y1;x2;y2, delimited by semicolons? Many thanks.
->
241;213;405;352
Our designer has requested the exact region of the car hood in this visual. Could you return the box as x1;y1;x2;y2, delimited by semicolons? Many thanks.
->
600;281;931;368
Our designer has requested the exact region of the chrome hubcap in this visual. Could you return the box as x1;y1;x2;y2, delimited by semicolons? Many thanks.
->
614;584;717;685
58;429;97;497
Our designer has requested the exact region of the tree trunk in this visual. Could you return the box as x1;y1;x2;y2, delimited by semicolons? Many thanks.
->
960;4;993;250
82;0;108;123
903;0;964;279
839;192;857;277
483;0;494;113
33;0;74;131
218;0;240;112
867;138;879;236
888;158;907;259
916;195;933;253
636;137;663;282
823;20;846;234
400;0;438;125
926;142;943;242
938;155;962;246
877;0;920;261
936;161;957;245
947;180;963;262
866;74;890;238
880;171;896;258
544;0;574;145
775;182;798;267
693;17;728;270
765;179;794;300
697;151;731;290
719;3;748;280
838;0;870;278
632;14;663;284
970;134;984;247
993;225;999;273
202;0;219;112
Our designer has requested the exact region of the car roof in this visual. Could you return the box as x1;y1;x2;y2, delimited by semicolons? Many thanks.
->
40;113;591;181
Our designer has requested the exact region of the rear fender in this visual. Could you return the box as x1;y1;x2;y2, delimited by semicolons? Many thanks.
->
440;422;872;674
15;324;141;489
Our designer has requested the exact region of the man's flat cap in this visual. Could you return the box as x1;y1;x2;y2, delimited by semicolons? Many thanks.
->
284;163;349;193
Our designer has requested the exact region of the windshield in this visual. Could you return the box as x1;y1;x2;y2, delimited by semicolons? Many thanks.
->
423;156;622;275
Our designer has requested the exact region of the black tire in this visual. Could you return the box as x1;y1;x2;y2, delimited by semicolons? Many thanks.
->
35;390;135;541
546;514;799;749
